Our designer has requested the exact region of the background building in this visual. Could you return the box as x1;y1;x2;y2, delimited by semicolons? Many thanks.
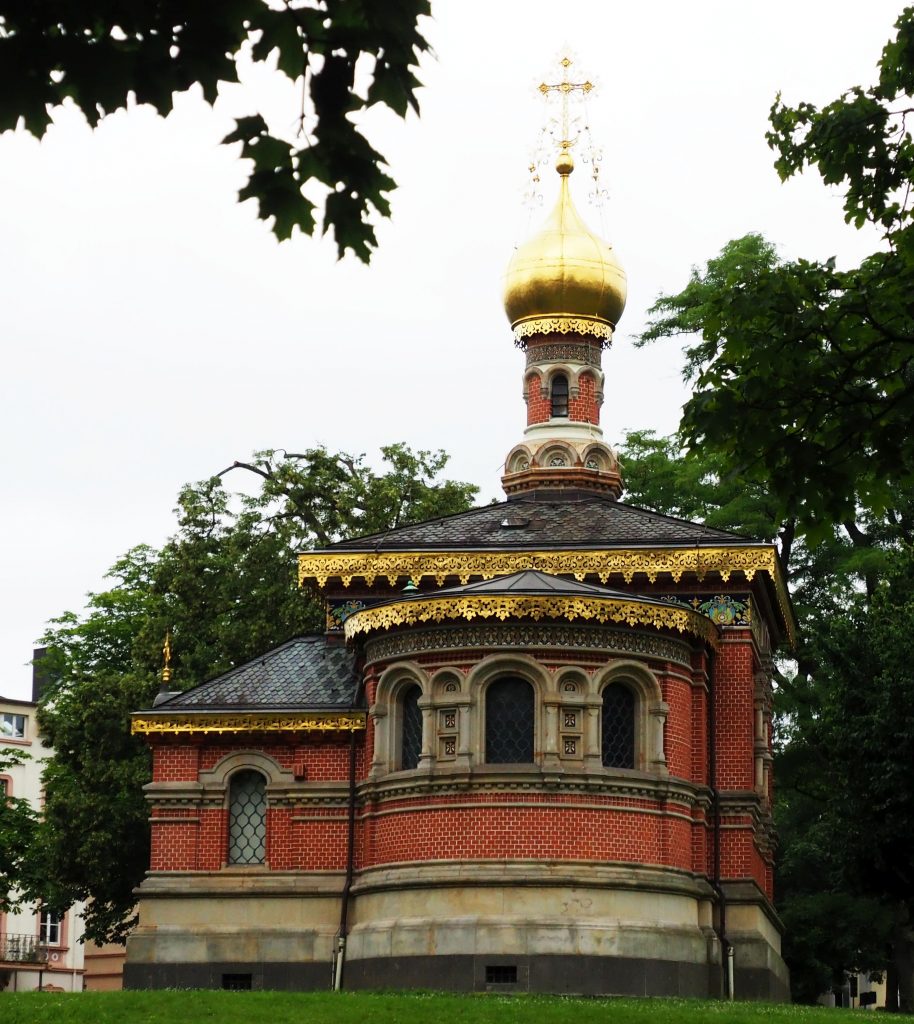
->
0;692;85;992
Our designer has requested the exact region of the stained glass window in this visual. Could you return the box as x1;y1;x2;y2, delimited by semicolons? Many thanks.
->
400;684;423;770
551;374;569;417
601;683;635;769
486;677;534;764
228;770;266;865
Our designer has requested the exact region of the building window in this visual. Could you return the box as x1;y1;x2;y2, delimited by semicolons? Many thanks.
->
485;677;534;764
400;684;423;770
551;374;569;417
1;713;26;739
39;910;61;946
227;770;267;865
601;683;635;769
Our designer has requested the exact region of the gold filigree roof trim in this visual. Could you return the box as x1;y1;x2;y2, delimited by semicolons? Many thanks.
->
299;546;794;646
512;316;613;344
344;594;718;646
131;712;366;736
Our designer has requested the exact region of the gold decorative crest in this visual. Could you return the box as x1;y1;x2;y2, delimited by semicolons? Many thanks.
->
131;712;366;736
344;594;718;646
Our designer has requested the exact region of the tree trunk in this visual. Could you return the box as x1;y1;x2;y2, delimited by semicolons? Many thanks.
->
892;911;914;1014
886;962;898;1013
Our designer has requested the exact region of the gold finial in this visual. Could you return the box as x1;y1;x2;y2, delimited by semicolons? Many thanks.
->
538;54;594;155
161;632;172;685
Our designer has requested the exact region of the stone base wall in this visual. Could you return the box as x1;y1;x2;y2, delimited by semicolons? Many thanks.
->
124;867;788;1000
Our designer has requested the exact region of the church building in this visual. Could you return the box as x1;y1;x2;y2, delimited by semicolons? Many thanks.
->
125;104;793;999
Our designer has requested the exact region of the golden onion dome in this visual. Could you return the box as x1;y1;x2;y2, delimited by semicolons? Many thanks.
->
503;153;626;344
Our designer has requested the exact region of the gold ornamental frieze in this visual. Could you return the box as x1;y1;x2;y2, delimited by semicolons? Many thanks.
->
344;594;718;646
512;315;613;344
299;546;793;644
131;712;366;736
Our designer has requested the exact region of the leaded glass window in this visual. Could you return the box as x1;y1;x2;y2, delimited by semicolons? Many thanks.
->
485;677;534;764
228;770;266;865
551;374;569;417
400;684;423;770
601;683;635;769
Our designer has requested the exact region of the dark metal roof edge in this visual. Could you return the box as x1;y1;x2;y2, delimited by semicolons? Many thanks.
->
136;703;362;716
308;539;779;555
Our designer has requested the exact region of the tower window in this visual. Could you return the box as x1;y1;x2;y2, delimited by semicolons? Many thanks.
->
400;684;423;770
485;677;534;763
551;374;569;417
601;683;635;769
228;770;267;865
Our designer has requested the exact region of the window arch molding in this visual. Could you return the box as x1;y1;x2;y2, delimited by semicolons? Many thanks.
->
592;661;667;774
200;750;292;792
466;654;549;766
372;662;430;776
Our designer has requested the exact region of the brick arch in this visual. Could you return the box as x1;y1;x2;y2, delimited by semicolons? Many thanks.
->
199;750;293;791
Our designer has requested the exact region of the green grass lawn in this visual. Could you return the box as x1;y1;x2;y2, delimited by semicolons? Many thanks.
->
2;991;914;1024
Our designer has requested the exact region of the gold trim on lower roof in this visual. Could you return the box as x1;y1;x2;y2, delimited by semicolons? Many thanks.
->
344;594;718;647
131;712;366;736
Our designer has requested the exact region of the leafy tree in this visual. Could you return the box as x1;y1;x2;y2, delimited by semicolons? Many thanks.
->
776;549;914;1010
638;7;914;538
0;2;431;260
33;444;476;943
0;749;38;913
617;431;914;1005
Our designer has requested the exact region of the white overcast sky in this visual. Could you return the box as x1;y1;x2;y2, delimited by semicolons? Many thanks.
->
0;1;900;699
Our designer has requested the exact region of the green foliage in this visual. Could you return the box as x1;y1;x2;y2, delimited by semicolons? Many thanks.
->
0;749;38;913
775;548;914;1009
32;444;476;943
638;6;914;537
0;2;431;260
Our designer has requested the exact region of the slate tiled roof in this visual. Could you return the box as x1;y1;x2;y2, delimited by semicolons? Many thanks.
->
326;494;750;551
397;569;687;610
150;636;358;712
418;569;638;600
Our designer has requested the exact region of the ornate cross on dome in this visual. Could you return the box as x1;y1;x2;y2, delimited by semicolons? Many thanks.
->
538;56;593;151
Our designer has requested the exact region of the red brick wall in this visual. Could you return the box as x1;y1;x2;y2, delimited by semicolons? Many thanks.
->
660;672;693;780
712;636;755;791
527;379;550;425
357;792;693;872
569;371;600;424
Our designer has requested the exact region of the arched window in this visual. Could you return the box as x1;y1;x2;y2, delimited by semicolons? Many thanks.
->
486;677;534;763
601;683;635;769
400;684;423;770
228;770;267;865
551;374;569;417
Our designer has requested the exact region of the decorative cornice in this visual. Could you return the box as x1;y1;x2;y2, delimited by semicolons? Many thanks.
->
131;712;366;736
525;340;603;367
512;315;613;346
299;545;793;645
344;594;718;646
360;767;706;808
363;622;691;667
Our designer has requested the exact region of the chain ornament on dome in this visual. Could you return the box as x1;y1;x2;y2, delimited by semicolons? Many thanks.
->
525;53;608;209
